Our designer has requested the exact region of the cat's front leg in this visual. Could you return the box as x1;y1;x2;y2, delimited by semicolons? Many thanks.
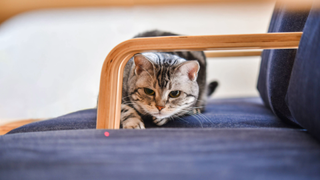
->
121;104;145;129
192;108;201;114
152;117;169;126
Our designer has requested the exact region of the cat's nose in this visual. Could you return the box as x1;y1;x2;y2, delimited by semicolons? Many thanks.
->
156;105;165;111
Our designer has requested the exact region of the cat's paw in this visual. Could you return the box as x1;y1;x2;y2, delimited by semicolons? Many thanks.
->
122;118;145;129
152;117;169;126
193;108;201;114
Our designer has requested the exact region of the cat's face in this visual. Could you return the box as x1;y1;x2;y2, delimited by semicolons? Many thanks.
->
128;53;199;119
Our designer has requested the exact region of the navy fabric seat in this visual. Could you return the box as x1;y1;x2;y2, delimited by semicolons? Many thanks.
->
1;128;320;180
257;2;310;126
7;97;296;134
287;5;320;141
2;2;320;180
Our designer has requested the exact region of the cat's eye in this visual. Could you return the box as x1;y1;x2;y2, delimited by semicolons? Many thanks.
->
169;91;181;98
144;88;155;96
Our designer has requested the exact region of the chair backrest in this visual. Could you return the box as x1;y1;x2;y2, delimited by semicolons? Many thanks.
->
257;2;310;126
286;3;320;140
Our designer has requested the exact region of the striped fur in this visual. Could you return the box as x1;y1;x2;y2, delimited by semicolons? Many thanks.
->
120;30;210;129
121;104;145;129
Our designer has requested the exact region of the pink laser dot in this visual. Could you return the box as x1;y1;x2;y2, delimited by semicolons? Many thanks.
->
104;132;110;137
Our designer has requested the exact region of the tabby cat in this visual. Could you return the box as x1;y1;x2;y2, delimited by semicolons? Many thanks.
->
120;30;217;129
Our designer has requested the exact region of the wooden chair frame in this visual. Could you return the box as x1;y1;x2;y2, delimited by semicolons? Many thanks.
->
0;0;316;135
97;32;302;129
1;0;312;131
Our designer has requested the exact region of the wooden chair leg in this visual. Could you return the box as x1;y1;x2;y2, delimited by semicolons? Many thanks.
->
0;119;42;135
96;32;302;129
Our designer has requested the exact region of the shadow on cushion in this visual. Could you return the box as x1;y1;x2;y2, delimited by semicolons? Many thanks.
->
7;97;299;134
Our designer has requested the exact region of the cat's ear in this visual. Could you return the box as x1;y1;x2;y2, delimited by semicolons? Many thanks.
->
176;61;200;81
134;54;154;75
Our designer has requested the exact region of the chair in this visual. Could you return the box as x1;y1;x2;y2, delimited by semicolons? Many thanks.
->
1;1;320;180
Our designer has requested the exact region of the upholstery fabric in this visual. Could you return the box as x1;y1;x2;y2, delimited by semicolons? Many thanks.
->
7;97;296;134
1;128;320;180
257;2;310;126
287;6;320;141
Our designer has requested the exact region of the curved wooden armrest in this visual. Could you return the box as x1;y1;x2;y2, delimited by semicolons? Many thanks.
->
97;32;302;129
205;50;262;58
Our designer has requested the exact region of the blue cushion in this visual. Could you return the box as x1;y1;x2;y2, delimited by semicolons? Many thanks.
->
1;128;320;180
257;3;310;126
7;97;297;134
287;5;320;141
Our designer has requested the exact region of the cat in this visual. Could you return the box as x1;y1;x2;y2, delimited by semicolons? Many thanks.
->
120;30;218;129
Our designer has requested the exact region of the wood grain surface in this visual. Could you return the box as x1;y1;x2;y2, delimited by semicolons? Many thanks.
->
205;50;262;58
0;119;41;135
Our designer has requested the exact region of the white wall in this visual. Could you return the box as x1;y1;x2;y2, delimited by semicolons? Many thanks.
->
0;2;275;124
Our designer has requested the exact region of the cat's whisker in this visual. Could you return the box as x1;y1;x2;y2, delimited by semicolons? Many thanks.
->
190;114;204;128
176;117;190;124
198;113;210;121
168;116;173;121
177;110;193;114
170;114;189;124
189;106;204;109
198;113;213;125
184;109;205;119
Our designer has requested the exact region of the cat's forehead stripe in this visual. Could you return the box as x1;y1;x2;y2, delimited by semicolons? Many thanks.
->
157;63;175;89
143;52;185;89
142;52;185;66
139;52;194;91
